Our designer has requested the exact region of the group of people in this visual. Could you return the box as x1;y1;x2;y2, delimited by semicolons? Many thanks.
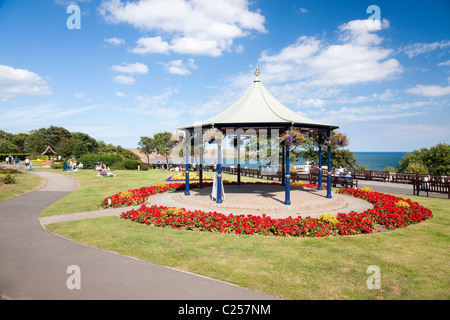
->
334;166;352;181
63;160;83;171
5;155;20;168
95;162;116;177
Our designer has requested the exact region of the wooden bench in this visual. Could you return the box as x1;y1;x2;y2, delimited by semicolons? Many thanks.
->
392;172;419;184
370;170;390;182
352;170;371;180
309;173;358;188
412;179;450;198
332;176;358;189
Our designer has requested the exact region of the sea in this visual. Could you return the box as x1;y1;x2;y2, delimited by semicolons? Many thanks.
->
216;152;408;172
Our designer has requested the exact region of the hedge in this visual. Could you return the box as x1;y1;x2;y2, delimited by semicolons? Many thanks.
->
78;153;122;169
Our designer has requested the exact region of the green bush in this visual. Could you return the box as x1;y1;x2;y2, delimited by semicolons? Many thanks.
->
79;153;122;169
2;173;16;184
109;161;127;170
124;159;141;170
51;163;64;169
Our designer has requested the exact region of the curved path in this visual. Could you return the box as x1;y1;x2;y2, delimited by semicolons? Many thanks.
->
0;171;279;300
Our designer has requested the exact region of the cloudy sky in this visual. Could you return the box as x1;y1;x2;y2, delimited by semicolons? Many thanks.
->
0;0;449;151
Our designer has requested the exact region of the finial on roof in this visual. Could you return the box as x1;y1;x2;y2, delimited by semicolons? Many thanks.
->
253;67;261;82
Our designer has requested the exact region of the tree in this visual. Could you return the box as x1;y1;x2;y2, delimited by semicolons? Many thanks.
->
57;138;75;159
153;132;174;169
296;133;357;169
396;143;450;175
72;132;99;153
73;140;88;159
138;136;156;165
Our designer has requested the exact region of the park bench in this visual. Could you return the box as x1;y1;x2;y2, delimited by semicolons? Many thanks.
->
412;179;450;199
392;172;419;183
370;170;390;182
352;170;371;180
308;173;358;189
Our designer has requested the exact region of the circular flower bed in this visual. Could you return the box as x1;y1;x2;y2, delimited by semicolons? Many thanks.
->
100;182;432;237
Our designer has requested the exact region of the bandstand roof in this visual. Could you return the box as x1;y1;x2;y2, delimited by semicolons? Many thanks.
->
41;145;58;156
178;68;339;133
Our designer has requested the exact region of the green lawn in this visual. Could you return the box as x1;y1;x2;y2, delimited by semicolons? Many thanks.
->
44;169;450;300
40;168;266;217
0;171;47;201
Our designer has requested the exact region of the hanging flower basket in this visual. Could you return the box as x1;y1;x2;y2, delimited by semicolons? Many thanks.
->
203;128;224;144
326;132;349;148
169;134;183;147
280;129;304;149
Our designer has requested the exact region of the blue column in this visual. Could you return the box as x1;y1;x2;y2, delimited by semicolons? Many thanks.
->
285;145;291;205
326;140;332;199
217;143;223;203
281;146;285;186
185;142;190;196
199;145;203;188
318;143;323;190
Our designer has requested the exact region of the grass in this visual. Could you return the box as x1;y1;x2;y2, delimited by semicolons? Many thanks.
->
43;169;450;300
40;168;266;217
0;171;47;201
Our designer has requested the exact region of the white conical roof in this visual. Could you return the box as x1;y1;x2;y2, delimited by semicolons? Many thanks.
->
178;69;339;131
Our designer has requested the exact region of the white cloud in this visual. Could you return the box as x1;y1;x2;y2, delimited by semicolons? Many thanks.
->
317;101;431;124
162;59;198;75
99;0;266;57
115;91;126;97
438;60;450;66
122;87;180;115
0;65;52;101
113;75;136;85
111;62;148;74
1;104;102;127
131;36;170;54
403;40;450;58
406;84;450;97
256;19;401;89
104;37;125;46
74;92;87;98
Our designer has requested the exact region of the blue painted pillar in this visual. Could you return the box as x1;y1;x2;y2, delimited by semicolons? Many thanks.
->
216;142;223;203
285;145;291;205
199;144;203;188
318;142;323;190
326;134;332;199
185;137;190;196
281;146;285;186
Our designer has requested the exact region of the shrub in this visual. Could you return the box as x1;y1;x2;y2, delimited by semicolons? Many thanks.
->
2;173;16;184
79;153;122;169
124;159;141;170
51;163;64;169
404;162;429;174
109;161;127;170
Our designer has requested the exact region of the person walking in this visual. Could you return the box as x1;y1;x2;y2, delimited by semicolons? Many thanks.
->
14;156;19;168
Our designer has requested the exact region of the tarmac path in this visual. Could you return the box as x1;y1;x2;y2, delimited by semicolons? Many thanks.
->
0;170;278;300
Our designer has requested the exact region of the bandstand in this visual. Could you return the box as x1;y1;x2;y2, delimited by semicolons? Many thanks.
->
178;69;339;205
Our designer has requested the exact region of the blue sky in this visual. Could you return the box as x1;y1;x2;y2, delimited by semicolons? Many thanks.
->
0;0;449;152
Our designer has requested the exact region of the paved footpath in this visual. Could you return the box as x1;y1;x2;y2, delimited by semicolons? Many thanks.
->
0;170;278;300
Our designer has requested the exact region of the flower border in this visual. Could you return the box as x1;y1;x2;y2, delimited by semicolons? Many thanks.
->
100;181;433;238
